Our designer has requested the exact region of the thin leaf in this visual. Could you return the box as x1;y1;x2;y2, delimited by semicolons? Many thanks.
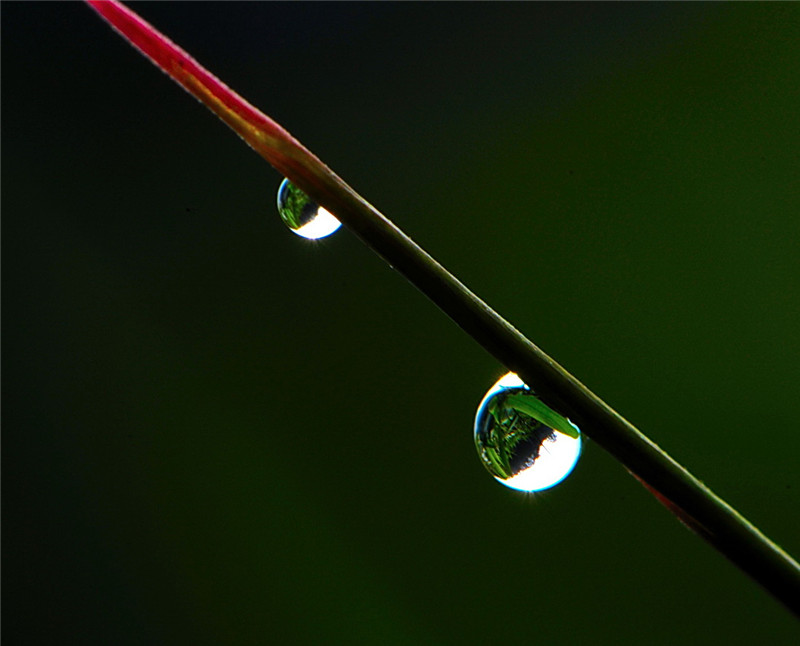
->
85;0;800;616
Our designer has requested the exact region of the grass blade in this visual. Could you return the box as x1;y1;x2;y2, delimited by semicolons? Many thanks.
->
85;0;800;616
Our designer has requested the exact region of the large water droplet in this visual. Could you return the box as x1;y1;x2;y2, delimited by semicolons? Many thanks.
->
474;372;581;492
276;178;341;239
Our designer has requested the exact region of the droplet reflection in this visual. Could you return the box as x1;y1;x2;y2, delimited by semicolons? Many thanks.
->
276;178;341;239
474;372;581;492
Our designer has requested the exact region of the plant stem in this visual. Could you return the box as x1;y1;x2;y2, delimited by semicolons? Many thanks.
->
86;0;800;616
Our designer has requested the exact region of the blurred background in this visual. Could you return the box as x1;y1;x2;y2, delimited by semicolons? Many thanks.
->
4;2;799;643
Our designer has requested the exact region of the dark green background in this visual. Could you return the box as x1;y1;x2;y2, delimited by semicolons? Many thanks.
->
4;2;799;643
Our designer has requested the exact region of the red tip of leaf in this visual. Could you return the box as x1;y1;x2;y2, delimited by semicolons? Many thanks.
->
84;0;321;182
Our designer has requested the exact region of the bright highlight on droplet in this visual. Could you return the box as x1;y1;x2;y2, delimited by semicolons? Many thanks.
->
474;372;582;492
276;178;342;239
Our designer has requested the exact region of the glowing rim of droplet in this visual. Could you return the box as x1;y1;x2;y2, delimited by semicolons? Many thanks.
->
496;430;581;492
292;207;342;239
476;372;582;493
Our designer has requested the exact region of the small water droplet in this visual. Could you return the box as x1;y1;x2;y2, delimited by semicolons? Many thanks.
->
474;372;581;492
276;178;341;240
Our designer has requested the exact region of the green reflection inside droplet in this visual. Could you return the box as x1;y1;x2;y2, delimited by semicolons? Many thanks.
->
474;372;581;492
276;178;341;240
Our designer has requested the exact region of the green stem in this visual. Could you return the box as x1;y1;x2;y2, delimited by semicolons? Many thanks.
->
87;0;800;617
313;165;800;618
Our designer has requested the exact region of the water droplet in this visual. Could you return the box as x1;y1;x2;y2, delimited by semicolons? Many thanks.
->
276;178;341;240
474;372;581;492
